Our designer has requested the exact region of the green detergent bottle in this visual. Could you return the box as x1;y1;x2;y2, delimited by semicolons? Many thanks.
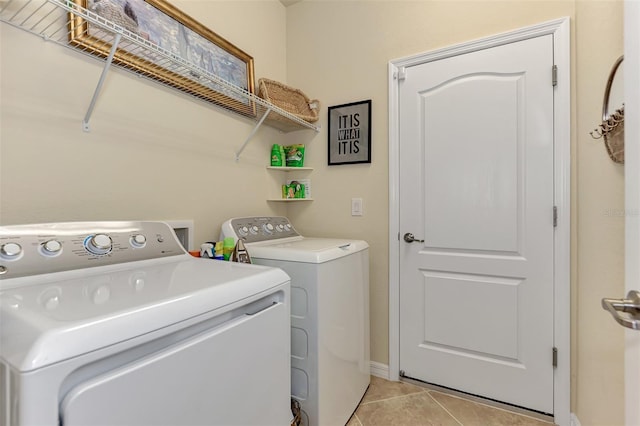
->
270;144;283;166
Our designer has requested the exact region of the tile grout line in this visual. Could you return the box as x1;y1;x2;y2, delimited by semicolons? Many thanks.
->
359;390;426;406
429;390;554;424
354;413;363;426
426;391;465;426
363;378;554;425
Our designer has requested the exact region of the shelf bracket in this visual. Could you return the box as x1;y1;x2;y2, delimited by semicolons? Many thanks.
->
235;106;272;161
82;33;122;132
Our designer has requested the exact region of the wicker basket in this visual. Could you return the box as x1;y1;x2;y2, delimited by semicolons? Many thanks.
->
258;78;320;123
290;398;302;426
604;124;625;164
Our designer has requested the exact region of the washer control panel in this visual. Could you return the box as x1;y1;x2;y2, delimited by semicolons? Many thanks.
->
0;221;186;280
221;217;300;244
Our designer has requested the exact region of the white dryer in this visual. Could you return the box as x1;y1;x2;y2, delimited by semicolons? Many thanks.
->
221;216;370;426
0;221;292;426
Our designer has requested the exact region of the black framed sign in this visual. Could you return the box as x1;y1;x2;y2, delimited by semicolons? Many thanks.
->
328;100;371;165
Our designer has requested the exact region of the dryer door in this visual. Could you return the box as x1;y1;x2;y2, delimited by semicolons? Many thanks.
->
60;299;290;426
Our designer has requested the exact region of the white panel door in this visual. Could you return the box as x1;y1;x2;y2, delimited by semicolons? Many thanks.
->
399;35;555;414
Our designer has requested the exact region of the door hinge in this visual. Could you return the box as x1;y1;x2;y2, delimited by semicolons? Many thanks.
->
553;206;558;227
552;65;558;87
552;347;558;367
395;67;407;82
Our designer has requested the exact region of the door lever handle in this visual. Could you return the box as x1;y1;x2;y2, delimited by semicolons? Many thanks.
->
403;233;424;243
601;290;640;330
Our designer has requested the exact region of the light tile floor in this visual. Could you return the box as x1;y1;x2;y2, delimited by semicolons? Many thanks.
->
346;377;555;426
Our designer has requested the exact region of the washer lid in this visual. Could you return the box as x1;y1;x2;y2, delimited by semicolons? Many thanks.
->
0;257;289;372
247;238;369;263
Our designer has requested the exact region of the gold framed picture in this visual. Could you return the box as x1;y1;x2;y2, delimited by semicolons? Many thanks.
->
68;0;255;116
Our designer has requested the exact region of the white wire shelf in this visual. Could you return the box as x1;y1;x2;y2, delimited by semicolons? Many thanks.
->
0;0;320;158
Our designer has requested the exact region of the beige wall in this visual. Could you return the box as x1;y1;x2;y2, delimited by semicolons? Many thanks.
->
0;0;626;424
574;1;625;424
0;0;290;241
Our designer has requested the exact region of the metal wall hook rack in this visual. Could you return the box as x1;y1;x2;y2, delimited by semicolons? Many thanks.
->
590;55;624;164
1;0;320;158
590;106;624;140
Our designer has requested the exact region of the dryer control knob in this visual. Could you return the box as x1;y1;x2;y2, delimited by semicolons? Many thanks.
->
250;226;259;235
86;234;112;255
130;234;146;248
238;226;249;237
0;242;22;259
42;240;62;255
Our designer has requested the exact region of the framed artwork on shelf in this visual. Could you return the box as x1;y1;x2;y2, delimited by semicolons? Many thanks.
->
328;100;372;165
68;0;255;115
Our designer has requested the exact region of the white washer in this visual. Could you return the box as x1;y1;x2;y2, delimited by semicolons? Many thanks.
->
221;216;370;426
0;221;292;426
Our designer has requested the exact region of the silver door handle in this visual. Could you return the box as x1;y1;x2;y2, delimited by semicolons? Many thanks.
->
601;290;640;330
403;233;424;243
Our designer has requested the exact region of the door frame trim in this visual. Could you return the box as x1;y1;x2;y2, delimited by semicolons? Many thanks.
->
388;17;571;426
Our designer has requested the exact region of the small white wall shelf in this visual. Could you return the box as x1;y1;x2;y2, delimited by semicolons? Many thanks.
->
266;167;314;172
267;198;314;202
0;0;320;158
266;165;313;201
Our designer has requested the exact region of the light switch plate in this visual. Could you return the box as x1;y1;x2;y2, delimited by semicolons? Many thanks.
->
351;198;363;216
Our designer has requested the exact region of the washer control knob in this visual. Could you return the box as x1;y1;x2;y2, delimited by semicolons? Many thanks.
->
263;223;275;234
42;240;62;255
238;226;249;237
0;242;22;259
86;234;112;255
130;234;147;248
276;224;284;232
284;224;292;231
250;226;259;235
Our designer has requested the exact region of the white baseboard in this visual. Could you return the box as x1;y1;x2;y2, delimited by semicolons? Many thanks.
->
570;413;581;426
370;361;390;380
